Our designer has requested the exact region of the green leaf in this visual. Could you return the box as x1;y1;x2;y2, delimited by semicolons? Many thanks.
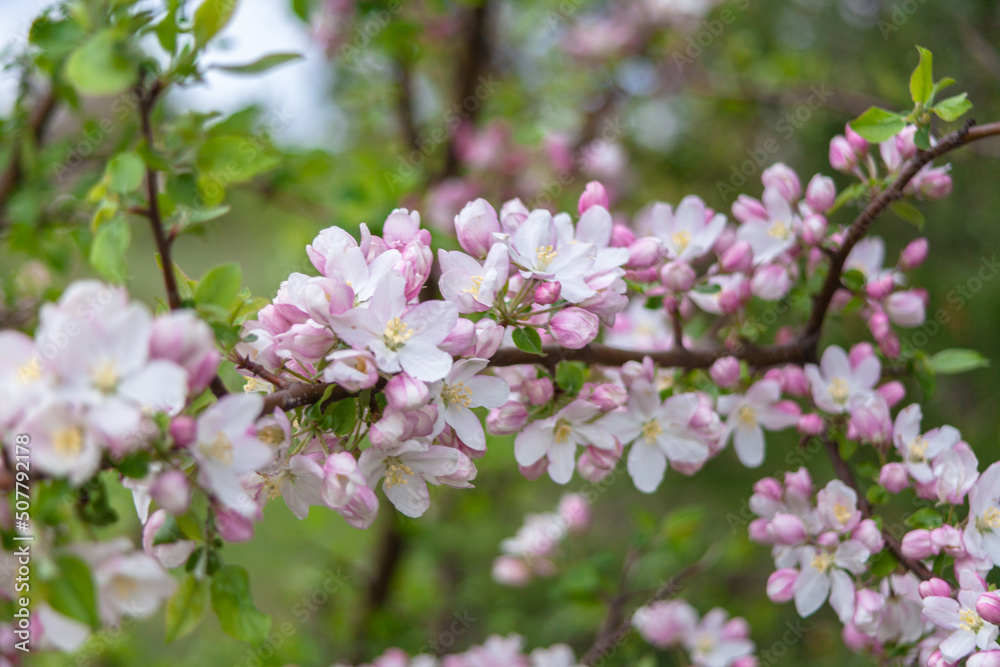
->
512;327;544;356
866;484;889;506
890;201;925;229
555;361;586;395
65;29;136;96
196;135;281;188
107;152;146;194
841;269;867;292
829;182;869;214
155;6;179;54
194;0;239;47
931;93;973;122
153;513;184;546
909;46;933;105
46;555;99;629
116;450;151;478
930;77;956;102
905;508;944;530
90;216;131;283
914;124;931;150
215;52;304;75
211;565;271;644
195;263;242;310
326;398;358;436
166;575;209;643
869;549;899;578
928;349;989;374
850;107;907;143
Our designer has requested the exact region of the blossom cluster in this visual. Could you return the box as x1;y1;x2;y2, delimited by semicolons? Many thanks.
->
330;633;585;667
633;599;757;667
492;493;591;586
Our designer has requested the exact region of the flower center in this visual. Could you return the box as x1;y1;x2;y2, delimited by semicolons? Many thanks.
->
641;419;662;444
535;245;558;270
828;377;849;404
553;419;573;444
810;551;834;573
261;472;286;500
463;275;484;298
441;381;473;408
111;574;138;600
17;357;42;383
202;432;235;465
91;360;120;393
978;507;1000;532
694;634;714;655
671;230;691;253
907;436;929;463
959;608;984;633
738;405;757;427
833;502;852;525
768;220;790;239
257;425;286;446
53;426;84;457
385;457;415;488
244;377;271;393
383;317;414;351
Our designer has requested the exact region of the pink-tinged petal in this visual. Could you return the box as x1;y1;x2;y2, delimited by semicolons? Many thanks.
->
600;410;641;445
852;355;881;390
757;406;799;431
515;421;551;466
834;540;871;573
628;440;667;493
794;567;829;617
464;375;510;409
829;569;855;623
923;596;961;629
437;248;484;276
820;345;851;380
447;405;486;451
733;425;765;468
576;206;613;246
662;432;709;464
329;309;383;349
745;379;781;406
404;301;459;344
629;380;662;420
398;344;453;382
198;394;263;441
547;441;576;484
119;360;189;415
575;423;615;450
384;474;430;517
939;630;977;662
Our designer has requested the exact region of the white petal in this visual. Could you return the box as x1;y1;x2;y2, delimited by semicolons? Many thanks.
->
628;441;667;493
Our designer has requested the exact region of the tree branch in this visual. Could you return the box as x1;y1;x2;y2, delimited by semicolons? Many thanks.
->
0;88;57;230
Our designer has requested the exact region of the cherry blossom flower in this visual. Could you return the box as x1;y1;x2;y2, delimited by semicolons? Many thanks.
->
359;439;476;517
644;195;726;263
438;244;510;313
514;400;616;484
923;571;1000;662
734;188;799;265
892;404;961;484
429;359;510;451
717;380;799;468
804;345;880;414
964;462;1000;566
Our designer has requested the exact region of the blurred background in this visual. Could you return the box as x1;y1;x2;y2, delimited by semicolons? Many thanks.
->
3;0;1000;664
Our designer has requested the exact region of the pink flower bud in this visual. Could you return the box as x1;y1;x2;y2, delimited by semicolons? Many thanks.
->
931;525;964;556
534;281;562;305
878;462;909;493
709;356;740;389
750;265;790;301
895;125;918;160
915;167;953;199
577;442;621;482
720;241;754;273
845;124;869;154
899;238;928;271
454;198;500;258
829;136;858;172
732;195;767;223
851;519;884;553
578;181;609;214
492;555;531;586
853;587;884;629
878;331;901;359
816;531;840;548
782;365;809;397
977;592;1000;625
841;623;874;652
968;651;1000;667
918;578;952;599
900;529;935;560
170;416;197;448
627;237;662;270
761;164;801;202
549;308;599;349
151;470;191;516
470;319;504;359
660;261;695;292
885;290;926;327
766;568;797;603
519;458;548;480
805;174;836;212
150;311;221;393
487;401;528;435
143;509;196;568
784;467;813;499
768;513;807;545
611;223;636;248
215;505;256;543
748;518;772;543
753;477;784;503
877;381;905;407
797;413;824;435
385;373;429;411
731;658;758;667
558;493;591;531
523;377;554;405
721;617;751;641
439;318;477;355
589;383;627;411
801;214;828;245
865;274;895;300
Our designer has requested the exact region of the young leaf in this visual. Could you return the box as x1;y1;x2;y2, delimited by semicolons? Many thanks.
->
909;46;933;105
195;263;242;310
215;52;304;75
512;327;544;356
194;0;239;47
850;107;907;143
211;565;271;644
45;555;100;629
931;93;973;122
914;124;931;151
90;215;131;283
890;201;925;229
166;575;209;643
555;361;586;395
928;349;989;374
65;30;136;96
107;152;146;194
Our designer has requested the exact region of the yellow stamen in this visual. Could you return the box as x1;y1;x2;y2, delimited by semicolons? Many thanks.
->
202;432;235;465
91;360;120;393
383;317;414;350
463;275;484;298
978;507;1000;532
111;575;137;600
959;608;984;633
17;357;42;383
810;551;834;573
384;457;414;488
244;377;271;393
53;426;84;457
907;436;929;463
671;230;692;253
441;381;473;409
261;473;285;500
738;405;757;427
828;377;849;404
768;220;790;239
554;419;573;444
536;245;558;269
833;502;852;525
257;425;285;446
641;419;662;444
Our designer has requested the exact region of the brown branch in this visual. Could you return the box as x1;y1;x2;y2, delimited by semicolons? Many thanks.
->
0;88;57;230
801;119;1000;360
234;354;289;389
822;437;933;581
394;60;420;153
